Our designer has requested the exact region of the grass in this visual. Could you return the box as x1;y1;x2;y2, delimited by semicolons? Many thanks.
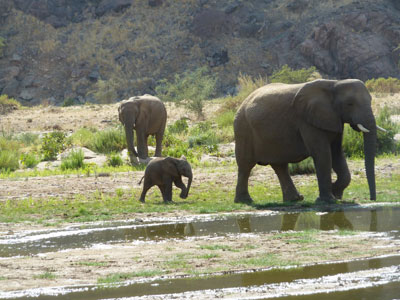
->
97;270;164;284
199;244;237;252
60;149;85;170
272;230;319;244
33;272;56;280
229;253;299;268
1;170;399;223
77;261;109;267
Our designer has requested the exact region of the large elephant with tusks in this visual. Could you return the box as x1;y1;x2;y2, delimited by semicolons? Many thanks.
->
118;95;167;164
234;79;385;205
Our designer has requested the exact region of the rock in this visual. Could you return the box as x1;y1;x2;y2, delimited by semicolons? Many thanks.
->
19;88;37;101
148;0;163;7
95;0;132;17
225;2;240;14
206;49;229;67
11;54;22;63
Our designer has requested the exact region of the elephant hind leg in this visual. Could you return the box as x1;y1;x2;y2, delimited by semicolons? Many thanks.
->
159;179;173;203
139;178;153;203
235;163;256;204
271;163;303;202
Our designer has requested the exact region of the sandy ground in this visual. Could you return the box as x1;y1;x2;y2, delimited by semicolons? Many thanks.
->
1;230;399;292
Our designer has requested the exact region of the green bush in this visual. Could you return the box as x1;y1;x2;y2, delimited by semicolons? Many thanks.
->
215;110;235;128
219;73;267;113
167;119;189;134
61;149;85;170
365;77;400;93
0;136;20;152
41;131;67;161
289;157;315;175
188;122;219;149
156;66;217;118
107;152;123;167
0;150;19;172
20;152;40;168
0;37;5;58
90;128;126;154
62;98;77;107
17;133;39;146
69;128;96;148
269;65;316;84
0;94;20;114
343;107;399;157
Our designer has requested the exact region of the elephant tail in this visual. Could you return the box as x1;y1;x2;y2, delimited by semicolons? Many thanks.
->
138;176;145;185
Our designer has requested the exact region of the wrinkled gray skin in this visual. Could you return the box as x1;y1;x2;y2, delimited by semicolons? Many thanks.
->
139;156;193;203
118;95;167;164
234;79;377;205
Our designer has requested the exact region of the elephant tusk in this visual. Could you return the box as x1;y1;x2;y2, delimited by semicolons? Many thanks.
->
376;125;387;133
357;124;370;133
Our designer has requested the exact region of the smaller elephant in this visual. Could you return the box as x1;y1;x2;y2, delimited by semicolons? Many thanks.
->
118;95;167;164
139;156;193;203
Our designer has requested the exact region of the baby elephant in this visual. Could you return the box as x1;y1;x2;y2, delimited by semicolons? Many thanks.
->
139;156;193;203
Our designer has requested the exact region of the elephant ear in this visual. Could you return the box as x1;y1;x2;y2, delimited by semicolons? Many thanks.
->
164;157;180;177
292;80;342;133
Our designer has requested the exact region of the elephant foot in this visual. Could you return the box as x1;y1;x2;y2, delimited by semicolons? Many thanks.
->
234;194;253;205
180;192;188;199
139;198;145;203
283;193;304;203
130;155;139;165
315;195;337;205
332;189;344;200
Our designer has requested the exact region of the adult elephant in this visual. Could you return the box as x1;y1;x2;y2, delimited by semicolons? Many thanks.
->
118;95;167;164
234;79;384;205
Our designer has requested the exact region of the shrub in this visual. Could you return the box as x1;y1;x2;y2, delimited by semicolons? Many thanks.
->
215;110;235;128
60;149;85;170
365;77;400;93
167;119;189;134
41;131;67;161
343;107;399;157
69;128;96;148
17;133;39;146
188;122;219;152
289;157;315;175
107;152;124;167
219;73;267;113
62;98;77;107
20;152;40;168
0;94;20;114
88;79;119;104
0;37;5;58
90;128;126;154
269;65;316;84
156;66;217;119
0;150;19;172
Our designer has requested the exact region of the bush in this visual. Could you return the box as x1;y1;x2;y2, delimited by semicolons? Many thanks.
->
215;110;235;128
156;66;217;119
0;94;20;114
90;128;126;154
269;65;317;84
167;119;189;134
20;152;40;168
69;128;96;148
0;150;19;172
0;37;5;58
289;157;315;175
60;149;85;170
107;152;123;167
365;77;400;93
62;98;77;107
17;133;39;146
41;131;67;161
219;73;267;113
343;107;399;157
188;122;219;148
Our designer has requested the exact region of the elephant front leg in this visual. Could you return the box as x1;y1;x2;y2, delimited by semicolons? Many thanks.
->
331;139;351;200
271;164;303;202
174;177;187;199
139;179;152;203
136;130;149;160
155;131;163;157
312;150;337;205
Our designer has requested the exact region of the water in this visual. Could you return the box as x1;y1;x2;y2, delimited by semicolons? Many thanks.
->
1;205;399;299
1;206;399;258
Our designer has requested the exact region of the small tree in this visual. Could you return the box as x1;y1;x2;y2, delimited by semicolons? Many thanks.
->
270;65;317;84
156;66;217;119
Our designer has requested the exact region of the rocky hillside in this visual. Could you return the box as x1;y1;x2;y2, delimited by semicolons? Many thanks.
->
0;0;400;106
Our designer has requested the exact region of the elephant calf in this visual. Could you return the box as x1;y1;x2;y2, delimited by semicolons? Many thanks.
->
139;156;193;203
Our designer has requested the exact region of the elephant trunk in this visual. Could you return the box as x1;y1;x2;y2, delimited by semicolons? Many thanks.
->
125;125;138;158
362;119;377;201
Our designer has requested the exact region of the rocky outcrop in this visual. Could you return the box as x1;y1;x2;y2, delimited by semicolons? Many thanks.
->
0;0;399;105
